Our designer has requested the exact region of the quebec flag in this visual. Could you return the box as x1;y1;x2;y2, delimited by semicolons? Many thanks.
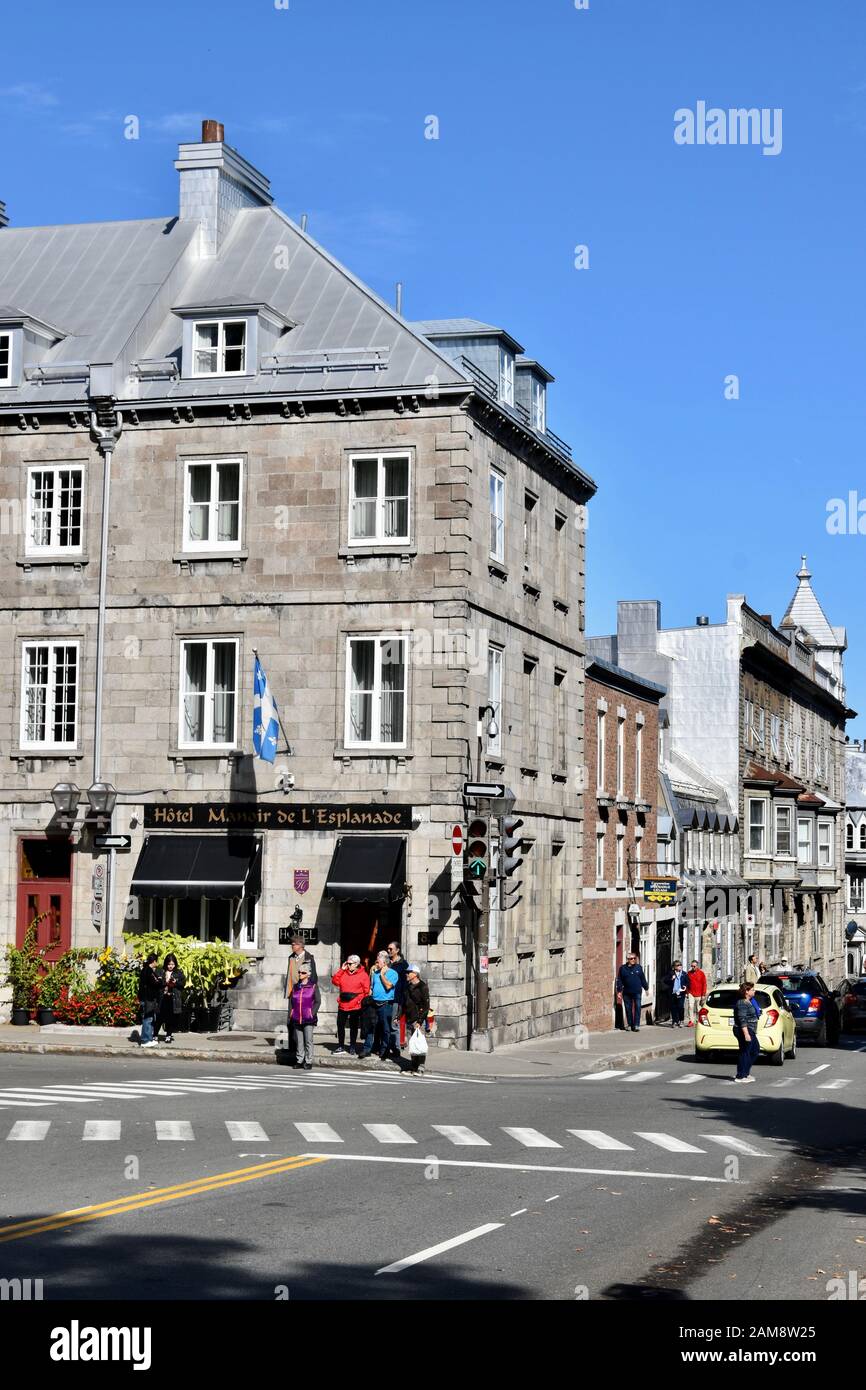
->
253;657;280;763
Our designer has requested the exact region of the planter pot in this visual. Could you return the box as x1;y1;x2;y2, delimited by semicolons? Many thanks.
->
36;1008;55;1026
10;1008;30;1026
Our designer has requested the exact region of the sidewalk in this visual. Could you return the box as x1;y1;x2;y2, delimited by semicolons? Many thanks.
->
0;1021;693;1079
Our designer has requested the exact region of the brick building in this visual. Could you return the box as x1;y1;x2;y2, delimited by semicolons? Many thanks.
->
0;123;596;1045
580;657;665;1031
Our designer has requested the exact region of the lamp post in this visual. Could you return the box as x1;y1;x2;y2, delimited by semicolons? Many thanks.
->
87;781;118;946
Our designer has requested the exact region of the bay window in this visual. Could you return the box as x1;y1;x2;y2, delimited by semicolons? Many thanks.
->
748;798;766;853
797;817;813;865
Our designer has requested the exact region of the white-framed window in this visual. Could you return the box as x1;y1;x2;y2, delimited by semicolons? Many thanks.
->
797;816;813;865
183;458;242;551
20;641;79;749
596;709;606;791
179;639;239;748
596;828;605;882
192;319;247;376
775;804;792;856
635;723;643;800
487;644;503;755
0;331;12;384
345;634;407;748
26;465;84;555
861;823;866;851
748;798;766;854
615;715;625;796
147;894;257;947
530;377;545;432
498;347;514;406
744;697;754;747
348;452;410;544
817;819;833;868
847;822;855;851
616;831;625;882
754;707;765;748
849;874;865;912
489;470;505;561
770;714;780;759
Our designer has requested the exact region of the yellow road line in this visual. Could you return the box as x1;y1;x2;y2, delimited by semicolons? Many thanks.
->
0;1154;327;1245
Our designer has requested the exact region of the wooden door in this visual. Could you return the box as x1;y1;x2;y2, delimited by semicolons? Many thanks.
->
16;838;73;964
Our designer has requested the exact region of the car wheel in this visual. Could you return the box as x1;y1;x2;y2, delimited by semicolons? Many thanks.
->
814;1021;828;1048
769;1042;784;1067
786;1031;797;1061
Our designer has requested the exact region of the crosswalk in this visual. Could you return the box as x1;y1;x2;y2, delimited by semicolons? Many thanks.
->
581;1069;856;1090
2;1117;773;1156
0;1070;491;1109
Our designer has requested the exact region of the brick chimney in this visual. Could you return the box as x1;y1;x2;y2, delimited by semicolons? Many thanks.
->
175;119;272;259
0;201;8;229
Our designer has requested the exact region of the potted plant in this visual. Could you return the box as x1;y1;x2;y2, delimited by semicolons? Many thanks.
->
2;919;42;1025
37;948;96;1026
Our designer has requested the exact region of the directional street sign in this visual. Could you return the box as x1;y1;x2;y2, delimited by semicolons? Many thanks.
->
94;834;132;851
463;782;505;799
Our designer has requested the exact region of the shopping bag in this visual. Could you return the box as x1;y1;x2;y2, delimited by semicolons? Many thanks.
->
408;1026;428;1058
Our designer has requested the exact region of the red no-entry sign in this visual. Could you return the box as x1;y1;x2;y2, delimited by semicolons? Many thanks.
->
451;825;464;855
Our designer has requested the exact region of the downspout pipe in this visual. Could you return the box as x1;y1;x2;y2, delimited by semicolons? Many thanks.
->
89;406;123;947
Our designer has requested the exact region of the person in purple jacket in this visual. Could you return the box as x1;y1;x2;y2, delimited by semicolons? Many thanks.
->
288;963;321;1070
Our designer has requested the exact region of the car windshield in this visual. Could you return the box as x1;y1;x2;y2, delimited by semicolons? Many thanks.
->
761;974;810;992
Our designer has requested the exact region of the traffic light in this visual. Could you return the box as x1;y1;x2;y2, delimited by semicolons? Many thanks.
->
498;814;524;911
465;816;490;880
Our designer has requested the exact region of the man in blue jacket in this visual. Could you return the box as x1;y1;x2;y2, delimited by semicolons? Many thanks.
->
616;953;649;1031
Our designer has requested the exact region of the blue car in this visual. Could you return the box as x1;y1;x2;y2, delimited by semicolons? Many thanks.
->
758;971;841;1046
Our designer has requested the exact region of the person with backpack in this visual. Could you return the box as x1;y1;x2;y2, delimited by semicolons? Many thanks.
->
331;954;371;1055
138;953;162;1048
288;962;320;1070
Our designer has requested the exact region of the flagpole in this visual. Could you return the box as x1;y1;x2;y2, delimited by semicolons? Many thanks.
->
252;647;294;757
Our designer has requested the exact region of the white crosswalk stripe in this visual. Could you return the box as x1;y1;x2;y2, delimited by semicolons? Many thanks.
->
580;1070;630;1081
817;1079;851;1090
294;1122;343;1144
155;1121;194;1141
567;1129;634;1151
699;1134;770;1157
225;1121;270;1142
431;1125;490;1147
7;1121;51;1141
669;1074;705;1085
502;1127;562;1149
635;1132;706;1154
83;1120;121;1141
623;1071;663;1083
364;1123;416;1144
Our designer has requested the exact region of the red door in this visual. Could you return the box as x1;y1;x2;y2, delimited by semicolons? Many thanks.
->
16;838;73;964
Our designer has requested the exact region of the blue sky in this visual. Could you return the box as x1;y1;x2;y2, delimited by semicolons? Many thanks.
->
3;0;865;730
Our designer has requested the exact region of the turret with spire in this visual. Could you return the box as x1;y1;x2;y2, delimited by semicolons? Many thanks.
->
779;555;846;695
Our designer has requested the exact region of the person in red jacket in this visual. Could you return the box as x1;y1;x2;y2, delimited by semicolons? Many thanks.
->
686;959;708;1027
331;954;371;1055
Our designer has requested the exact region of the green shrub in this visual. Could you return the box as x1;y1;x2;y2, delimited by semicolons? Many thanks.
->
2;919;43;1011
120;930;247;1004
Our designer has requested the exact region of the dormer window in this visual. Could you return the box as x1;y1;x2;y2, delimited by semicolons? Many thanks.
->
498;346;514;406
193;319;247;376
0;331;11;385
530;376;546;432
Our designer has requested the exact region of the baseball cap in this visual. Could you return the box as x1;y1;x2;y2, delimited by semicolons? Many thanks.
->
347;954;361;965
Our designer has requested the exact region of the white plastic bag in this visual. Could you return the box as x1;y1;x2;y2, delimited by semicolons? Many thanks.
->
408;1026;428;1058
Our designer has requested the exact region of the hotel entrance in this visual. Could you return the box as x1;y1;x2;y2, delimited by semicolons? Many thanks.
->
325;835;407;970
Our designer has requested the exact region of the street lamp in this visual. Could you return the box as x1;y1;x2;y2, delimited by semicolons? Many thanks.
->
476;704;499;779
51;782;80;826
86;781;117;823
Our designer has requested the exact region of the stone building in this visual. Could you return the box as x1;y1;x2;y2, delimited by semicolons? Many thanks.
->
580;657;666;1030
588;563;852;983
0;122;596;1044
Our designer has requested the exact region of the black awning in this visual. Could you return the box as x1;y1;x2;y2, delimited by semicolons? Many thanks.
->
130;834;261;901
325;835;406;904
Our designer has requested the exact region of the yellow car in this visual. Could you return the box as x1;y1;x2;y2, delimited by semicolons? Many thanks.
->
694;983;797;1066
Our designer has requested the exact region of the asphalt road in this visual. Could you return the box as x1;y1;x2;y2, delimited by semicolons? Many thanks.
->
0;1039;864;1301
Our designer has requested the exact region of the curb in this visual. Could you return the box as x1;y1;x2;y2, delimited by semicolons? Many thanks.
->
0;1033;693;1078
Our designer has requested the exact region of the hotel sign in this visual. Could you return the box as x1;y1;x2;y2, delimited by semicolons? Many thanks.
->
143;802;413;831
641;877;679;906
